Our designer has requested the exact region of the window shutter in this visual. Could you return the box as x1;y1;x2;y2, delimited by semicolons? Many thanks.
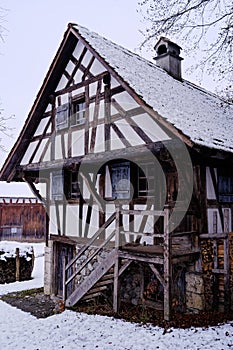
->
51;170;64;200
218;170;233;202
56;103;69;130
111;162;130;199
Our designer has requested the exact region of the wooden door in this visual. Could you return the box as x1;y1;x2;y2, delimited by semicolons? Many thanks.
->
55;242;74;297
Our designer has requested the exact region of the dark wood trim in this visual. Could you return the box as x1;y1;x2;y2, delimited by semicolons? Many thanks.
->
50;233;77;245
90;79;102;152
209;167;224;230
65;47;87;87
111;123;131;148
104;79;111;151
55;71;108;96
82;56;95;81
84;85;90;155
55;200;62;235
111;99;153;144
84;197;93;238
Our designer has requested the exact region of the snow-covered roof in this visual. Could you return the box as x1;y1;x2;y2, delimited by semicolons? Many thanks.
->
74;24;233;154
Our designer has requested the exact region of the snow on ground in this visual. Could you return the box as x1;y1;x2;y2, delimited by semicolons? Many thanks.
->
0;242;233;349
0;241;44;296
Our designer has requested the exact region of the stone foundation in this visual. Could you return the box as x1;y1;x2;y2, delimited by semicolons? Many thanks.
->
185;272;205;312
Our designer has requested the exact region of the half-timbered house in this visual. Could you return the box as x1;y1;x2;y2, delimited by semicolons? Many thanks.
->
1;24;233;320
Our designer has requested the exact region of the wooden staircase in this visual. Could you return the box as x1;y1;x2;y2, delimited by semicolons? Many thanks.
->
63;206;175;320
81;267;114;301
66;249;117;306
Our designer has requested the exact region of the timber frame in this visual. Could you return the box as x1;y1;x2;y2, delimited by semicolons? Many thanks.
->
1;23;233;320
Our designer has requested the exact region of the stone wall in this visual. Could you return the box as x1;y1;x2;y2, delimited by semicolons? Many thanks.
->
185;272;205;313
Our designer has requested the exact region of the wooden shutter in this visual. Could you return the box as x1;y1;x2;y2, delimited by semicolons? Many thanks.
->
111;162;130;199
51;170;64;200
56;103;69;130
218;169;233;202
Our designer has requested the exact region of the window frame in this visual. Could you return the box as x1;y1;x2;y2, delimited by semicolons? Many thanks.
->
70;97;86;127
218;168;233;203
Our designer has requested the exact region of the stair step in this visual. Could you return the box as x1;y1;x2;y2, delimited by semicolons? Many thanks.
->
81;292;103;301
86;285;108;295
99;273;114;281
66;249;117;307
94;279;114;288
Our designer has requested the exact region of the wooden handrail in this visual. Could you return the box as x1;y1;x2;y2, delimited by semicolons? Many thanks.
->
65;212;116;270
120;209;165;216
66;229;116;286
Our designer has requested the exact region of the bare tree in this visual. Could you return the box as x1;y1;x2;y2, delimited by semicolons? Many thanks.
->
0;6;13;151
138;0;233;87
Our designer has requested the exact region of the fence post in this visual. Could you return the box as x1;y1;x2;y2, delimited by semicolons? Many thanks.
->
15;248;20;282
163;205;171;321
63;255;68;302
113;204;120;313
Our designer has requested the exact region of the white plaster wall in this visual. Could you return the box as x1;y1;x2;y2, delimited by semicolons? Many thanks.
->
206;167;217;200
207;208;232;233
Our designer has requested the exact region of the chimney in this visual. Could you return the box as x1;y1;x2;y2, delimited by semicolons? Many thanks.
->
154;37;183;80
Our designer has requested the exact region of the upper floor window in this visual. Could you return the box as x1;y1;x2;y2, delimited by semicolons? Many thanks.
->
138;163;155;198
218;168;233;203
51;170;80;202
70;99;86;127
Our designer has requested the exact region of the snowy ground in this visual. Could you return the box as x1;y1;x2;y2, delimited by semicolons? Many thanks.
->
0;242;233;349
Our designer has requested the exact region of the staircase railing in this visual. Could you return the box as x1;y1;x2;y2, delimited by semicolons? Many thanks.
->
63;211;117;300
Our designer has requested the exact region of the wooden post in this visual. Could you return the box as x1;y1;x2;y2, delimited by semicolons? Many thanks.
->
163;205;171;321
63;255;68;301
224;235;230;312
113;205;120;313
15;248;20;282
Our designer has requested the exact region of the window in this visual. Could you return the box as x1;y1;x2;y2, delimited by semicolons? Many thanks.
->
111;162;130;199
138;163;155;197
52;170;81;201
70;100;85;126
55;103;69;130
64;171;80;200
218;169;233;202
70;172;80;199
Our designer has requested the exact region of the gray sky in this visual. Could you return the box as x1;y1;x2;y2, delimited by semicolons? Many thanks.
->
0;0;216;196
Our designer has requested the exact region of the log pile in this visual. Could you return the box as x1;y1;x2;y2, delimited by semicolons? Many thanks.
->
0;246;34;283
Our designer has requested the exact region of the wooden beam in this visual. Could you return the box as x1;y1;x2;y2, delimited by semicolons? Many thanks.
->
82;56;95;81
79;171;104;213
84;85;90;155
65;47;87;87
55;200;62;235
83;197;93;238
111;123;131;148
113;206;120;313
149;263;165;288
104;78;111;151
90;80;102;152
209;167;224;231
118;260;132;277
67;93;72;158
111;99;153;144
61;132;66;159
163;206;171;321
56;71;108;96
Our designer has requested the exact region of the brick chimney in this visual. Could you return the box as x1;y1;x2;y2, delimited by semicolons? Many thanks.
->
154;37;183;80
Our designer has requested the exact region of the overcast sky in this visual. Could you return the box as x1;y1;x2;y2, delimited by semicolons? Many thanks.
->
0;0;217;196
